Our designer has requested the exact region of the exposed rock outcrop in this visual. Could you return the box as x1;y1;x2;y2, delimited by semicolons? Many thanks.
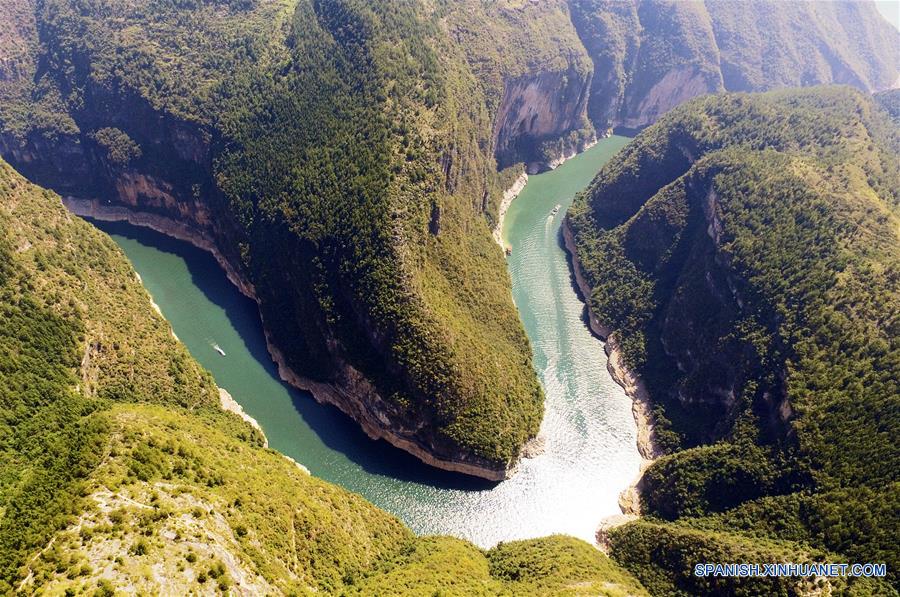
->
61;197;252;298
492;68;594;172
492;171;528;248
261;329;516;481
5;0;898;485
63;197;515;481
618;66;721;131
567;0;900;133
219;388;268;448
562;219;659;462
1;0;552;480
594;514;637;553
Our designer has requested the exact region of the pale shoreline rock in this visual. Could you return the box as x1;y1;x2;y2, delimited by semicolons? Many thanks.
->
492;170;528;248
562;218;662;547
595;514;638;554
64;171;656;487
545;136;598;171
521;434;546;459
562;219;660;463
492;137;600;252
280;453;310;476
218;388;268;448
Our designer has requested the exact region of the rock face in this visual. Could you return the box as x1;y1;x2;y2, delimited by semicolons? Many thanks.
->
492;68;592;172
62;188;518;482
1;0;898;482
445;0;596;173
0;0;552;480
618;66;720;131
567;0;900;132
492;171;528;247
0;77;246;274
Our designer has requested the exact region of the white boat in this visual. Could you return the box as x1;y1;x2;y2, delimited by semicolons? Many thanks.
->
550;204;561;216
213;344;226;356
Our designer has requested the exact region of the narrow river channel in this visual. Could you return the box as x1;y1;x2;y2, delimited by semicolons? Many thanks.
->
88;135;638;548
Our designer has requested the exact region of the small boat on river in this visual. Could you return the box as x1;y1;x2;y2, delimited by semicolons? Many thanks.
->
550;204;561;216
213;344;226;356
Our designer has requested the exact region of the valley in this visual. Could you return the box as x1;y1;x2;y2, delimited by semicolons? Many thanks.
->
85;137;641;549
0;1;897;594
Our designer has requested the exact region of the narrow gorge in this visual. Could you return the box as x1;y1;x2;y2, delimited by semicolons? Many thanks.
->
89;138;643;548
1;0;896;480
1;1;898;595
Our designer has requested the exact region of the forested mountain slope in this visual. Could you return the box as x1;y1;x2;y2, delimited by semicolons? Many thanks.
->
567;86;900;595
443;0;595;171
0;156;650;595
568;0;900;132
1;0;897;480
0;0;591;479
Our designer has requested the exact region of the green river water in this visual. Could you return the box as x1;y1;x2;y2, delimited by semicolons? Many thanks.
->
90;135;639;547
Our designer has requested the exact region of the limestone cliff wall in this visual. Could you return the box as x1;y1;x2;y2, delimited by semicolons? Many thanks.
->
61;195;515;481
566;0;900;133
6;0;892;481
492;67;593;172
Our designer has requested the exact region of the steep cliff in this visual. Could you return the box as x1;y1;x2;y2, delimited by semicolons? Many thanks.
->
568;0;900;132
491;67;593;173
446;0;595;174
568;87;900;594
0;155;650;596
0;0;583;479
4;0;896;481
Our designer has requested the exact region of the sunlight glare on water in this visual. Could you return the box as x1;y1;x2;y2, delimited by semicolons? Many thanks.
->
91;135;639;547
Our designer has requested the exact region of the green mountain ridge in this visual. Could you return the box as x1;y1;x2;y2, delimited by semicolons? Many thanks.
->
0;0;896;477
0;0;561;479
0;155;649;595
568;86;899;595
0;1;897;595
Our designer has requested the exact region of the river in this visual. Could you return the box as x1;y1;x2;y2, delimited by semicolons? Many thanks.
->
88;135;639;548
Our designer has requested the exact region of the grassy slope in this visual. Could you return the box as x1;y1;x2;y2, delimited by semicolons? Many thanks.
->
568;87;899;594
0;157;648;594
0;154;221;590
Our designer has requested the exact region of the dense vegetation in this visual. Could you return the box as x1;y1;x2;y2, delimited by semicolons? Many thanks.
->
1;0;896;477
443;0;595;169
569;87;900;594
0;0;563;474
0;156;649;594
0;155;221;590
568;0;900;131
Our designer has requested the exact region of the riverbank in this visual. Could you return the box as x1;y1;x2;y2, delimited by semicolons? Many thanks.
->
562;218;659;463
260;328;514;481
219;388;268;447
493;171;528;248
493;139;602;251
546;137;598;171
64;198;256;299
90;136;640;547
64;197;513;482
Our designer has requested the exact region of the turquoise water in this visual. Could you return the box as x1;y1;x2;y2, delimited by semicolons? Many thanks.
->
90;135;639;547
